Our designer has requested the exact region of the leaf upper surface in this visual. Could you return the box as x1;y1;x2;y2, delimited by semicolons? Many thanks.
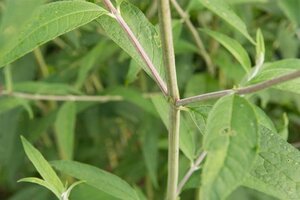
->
201;95;259;200
52;160;139;200
0;1;106;67
244;126;300;200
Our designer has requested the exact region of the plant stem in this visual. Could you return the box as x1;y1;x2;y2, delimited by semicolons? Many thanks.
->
158;1;180;200
4;65;13;93
170;0;215;75
177;151;207;196
0;90;123;102
34;48;49;77
177;70;300;106
102;0;168;96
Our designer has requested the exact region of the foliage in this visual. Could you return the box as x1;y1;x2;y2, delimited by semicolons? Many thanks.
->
0;0;299;200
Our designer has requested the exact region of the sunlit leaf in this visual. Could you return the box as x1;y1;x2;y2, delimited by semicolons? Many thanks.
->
52;160;140;200
0;1;107;67
244;126;300;200
97;1;165;82
20;136;64;197
201;95;259;199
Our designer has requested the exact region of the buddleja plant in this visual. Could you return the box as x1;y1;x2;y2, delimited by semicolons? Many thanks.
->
0;0;299;200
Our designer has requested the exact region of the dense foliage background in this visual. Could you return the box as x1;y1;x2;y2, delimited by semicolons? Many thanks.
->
0;0;299;199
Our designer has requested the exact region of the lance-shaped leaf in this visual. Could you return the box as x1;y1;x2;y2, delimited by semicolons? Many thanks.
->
52;160;140;200
55;102;76;160
20;136;64;197
201;29;251;73
249;59;300;95
198;0;255;44
0;1;107;67
244;126;300;200
97;1;166;82
201;95;259;200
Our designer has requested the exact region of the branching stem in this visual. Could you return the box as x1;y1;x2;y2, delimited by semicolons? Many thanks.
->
177;151;207;196
177;70;300;106
158;0;180;199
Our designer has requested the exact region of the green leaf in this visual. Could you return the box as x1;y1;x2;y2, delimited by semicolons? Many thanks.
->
151;95;196;161
198;0;255;43
278;0;300;27
55;102;76;160
201;95;259;200
75;40;119;89
140;117;159;187
20;136;64;196
18;177;60;198
244;126;300;199
249;59;300;94
201;29;251;73
13;82;81;95
97;1;165;82
0;1;107;67
0;97;32;117
52;160;139;200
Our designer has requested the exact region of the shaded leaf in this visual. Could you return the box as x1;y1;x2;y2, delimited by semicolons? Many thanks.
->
55;102;76;160
201;29;251;73
198;0;255;43
151;95;195;161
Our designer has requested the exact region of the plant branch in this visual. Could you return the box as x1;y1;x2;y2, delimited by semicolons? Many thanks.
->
102;0;168;96
158;1;180;200
170;0;215;75
177;70;300;106
0;90;123;102
177;151;207;196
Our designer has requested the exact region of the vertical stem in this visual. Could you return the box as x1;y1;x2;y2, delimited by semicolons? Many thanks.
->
158;1;180;200
4;65;13;93
34;47;49;77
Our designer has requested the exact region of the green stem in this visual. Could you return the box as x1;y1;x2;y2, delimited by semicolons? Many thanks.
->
4;65;13;93
158;1;180;199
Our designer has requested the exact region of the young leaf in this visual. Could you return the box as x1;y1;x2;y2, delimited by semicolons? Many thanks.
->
201;95;259;200
0;1;107;67
197;0;255;43
248;59;300;94
20;136;64;197
18;177;60;198
55;102;76;160
243;126;300;199
97;1;166;82
52;160;140;200
201;29;251;73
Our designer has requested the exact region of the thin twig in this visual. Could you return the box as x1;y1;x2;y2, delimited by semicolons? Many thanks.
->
34;48;49;77
170;0;215;75
158;0;180;199
102;0;168;96
177;151;207;196
0;90;123;102
177;70;300;106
